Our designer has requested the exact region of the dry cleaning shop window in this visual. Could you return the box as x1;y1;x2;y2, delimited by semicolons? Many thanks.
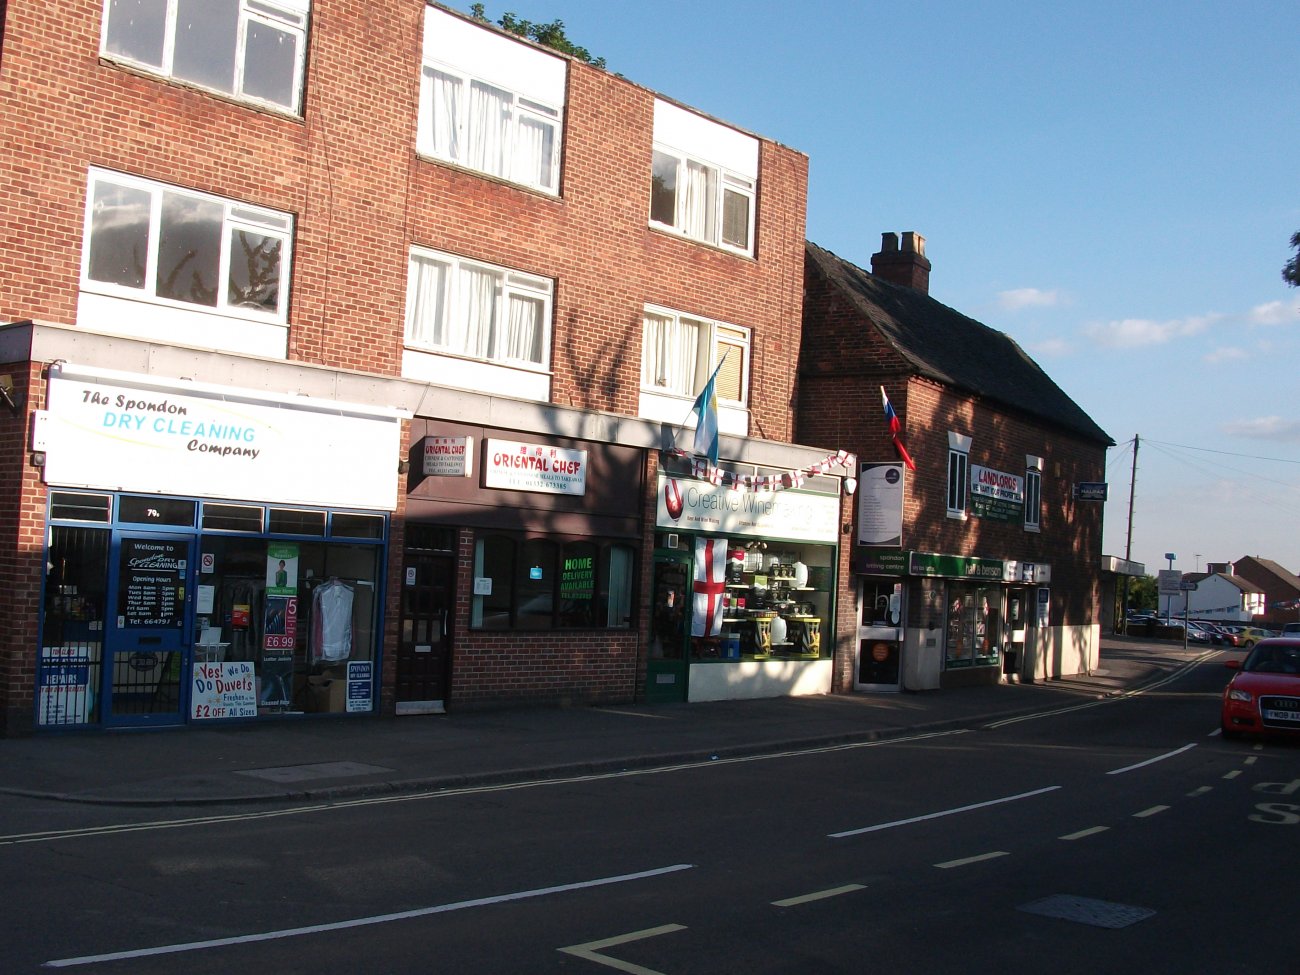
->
471;532;635;630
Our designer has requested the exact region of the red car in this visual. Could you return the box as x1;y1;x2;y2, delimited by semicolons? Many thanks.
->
1221;638;1300;738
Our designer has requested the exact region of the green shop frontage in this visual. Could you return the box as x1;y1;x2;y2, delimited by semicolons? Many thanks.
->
853;549;1053;691
647;470;843;703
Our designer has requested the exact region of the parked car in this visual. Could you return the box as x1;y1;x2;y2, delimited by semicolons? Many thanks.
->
1221;638;1300;738
1196;622;1238;647
1283;623;1300;637
1173;620;1212;644
1235;626;1277;649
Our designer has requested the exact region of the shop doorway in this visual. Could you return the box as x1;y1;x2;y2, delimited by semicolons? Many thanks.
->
1005;587;1027;681
646;552;691;702
396;552;455;714
102;532;195;727
855;577;903;691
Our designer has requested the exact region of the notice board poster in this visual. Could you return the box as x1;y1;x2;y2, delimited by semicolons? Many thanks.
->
118;538;187;627
191;661;258;720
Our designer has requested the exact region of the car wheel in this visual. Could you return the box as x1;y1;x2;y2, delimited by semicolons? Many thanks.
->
1243;640;1255;649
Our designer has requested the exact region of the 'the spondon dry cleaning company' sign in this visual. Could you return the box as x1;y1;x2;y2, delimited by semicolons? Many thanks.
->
484;439;587;495
39;365;405;510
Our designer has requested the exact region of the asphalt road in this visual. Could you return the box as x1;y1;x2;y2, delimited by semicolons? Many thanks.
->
4;656;1297;974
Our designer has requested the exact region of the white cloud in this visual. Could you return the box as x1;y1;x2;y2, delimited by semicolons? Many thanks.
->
1249;298;1300;326
1082;313;1219;348
1220;416;1300;442
1028;336;1073;358
1203;346;1248;364
997;287;1060;311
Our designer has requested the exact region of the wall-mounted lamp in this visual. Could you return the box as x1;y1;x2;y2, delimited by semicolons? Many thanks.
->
0;374;24;414
31;451;46;468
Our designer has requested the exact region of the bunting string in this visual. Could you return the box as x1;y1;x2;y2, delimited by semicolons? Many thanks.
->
666;448;857;494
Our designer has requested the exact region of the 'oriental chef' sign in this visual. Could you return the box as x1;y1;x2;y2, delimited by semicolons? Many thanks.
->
422;436;474;477
484;439;588;496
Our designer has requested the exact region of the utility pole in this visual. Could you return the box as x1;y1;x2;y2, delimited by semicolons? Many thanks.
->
1120;434;1139;632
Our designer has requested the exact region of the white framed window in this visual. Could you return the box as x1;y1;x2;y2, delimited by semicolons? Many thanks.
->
81;168;292;323
101;0;309;115
641;306;749;405
650;100;758;256
947;433;971;519
1024;455;1043;532
405;247;553;370
419;6;565;194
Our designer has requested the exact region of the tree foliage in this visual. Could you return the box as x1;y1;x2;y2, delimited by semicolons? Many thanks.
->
469;4;606;69
1285;230;1300;288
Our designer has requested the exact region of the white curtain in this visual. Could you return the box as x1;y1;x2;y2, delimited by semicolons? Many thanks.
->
407;256;448;347
642;312;702;396
454;265;496;357
514;115;554;190
504;294;542;363
681;161;714;241
424;68;461;160
468;81;508;178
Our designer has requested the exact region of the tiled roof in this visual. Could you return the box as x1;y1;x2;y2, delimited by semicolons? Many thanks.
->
806;241;1113;446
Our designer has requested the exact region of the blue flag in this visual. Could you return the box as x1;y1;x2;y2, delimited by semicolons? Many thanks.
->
691;358;725;465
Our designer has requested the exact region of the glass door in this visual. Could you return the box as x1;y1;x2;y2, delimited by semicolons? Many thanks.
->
855;577;903;691
103;532;195;727
645;552;691;703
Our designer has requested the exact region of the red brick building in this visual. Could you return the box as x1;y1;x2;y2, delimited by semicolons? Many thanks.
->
799;235;1113;690
0;2;851;734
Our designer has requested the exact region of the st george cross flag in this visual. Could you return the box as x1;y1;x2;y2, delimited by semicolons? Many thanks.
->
880;386;917;470
691;357;726;465
691;537;727;637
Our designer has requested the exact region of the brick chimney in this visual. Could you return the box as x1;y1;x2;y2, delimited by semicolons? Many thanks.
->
870;231;931;294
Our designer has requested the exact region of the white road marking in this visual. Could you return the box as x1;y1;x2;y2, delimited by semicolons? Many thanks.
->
986;650;1218;729
45;864;695;968
1107;743;1197;775
1245;756;1258;765
1133;805;1169;818
829;786;1060;839
772;884;867;907
1187;786;1212;797
1223;770;1243;780
3;731;968;849
935;851;1008;869
558;924;687;975
1059;826;1109;841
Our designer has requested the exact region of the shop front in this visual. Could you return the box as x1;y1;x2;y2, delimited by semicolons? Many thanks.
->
853;549;1051;691
651;469;841;703
33;363;403;729
402;421;643;711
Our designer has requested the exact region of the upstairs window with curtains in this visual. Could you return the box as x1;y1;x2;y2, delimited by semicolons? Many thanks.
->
641;307;749;406
419;5;566;195
405;247;553;370
947;433;971;519
101;0;310;115
650;99;758;256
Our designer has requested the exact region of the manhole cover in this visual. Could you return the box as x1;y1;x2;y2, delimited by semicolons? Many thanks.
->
237;761;392;783
1018;894;1155;929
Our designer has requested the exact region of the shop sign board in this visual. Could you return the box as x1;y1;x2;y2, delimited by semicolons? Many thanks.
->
655;474;839;543
191;661;257;720
1074;481;1108;501
909;551;1006;580
970;465;1023;522
857;461;904;547
484;439;587;495
422;436;474;477
41;367;403;511
1004;560;1052;584
853;549;909;576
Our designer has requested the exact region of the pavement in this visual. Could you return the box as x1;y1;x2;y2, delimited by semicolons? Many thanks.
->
0;637;1214;808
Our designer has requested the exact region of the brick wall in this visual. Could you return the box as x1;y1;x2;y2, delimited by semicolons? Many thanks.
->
0;1;809;431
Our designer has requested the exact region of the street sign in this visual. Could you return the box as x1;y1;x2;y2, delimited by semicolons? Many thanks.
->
1157;570;1182;595
1073;482;1108;501
1179;579;1198;591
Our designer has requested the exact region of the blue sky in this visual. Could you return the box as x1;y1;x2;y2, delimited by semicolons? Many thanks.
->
452;1;1300;579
